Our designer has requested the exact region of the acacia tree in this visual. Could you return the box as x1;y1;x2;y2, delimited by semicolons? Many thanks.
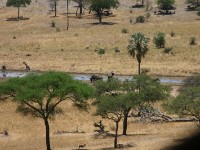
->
49;0;59;17
94;78;135;138
89;0;119;23
122;75;169;135
94;75;169;136
0;72;94;150
127;32;149;75
157;0;175;10
163;74;200;126
73;0;90;17
96;94;128;148
67;0;69;30
6;0;31;19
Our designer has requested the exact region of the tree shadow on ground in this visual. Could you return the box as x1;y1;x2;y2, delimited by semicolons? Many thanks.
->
100;144;135;150
6;17;29;21
49;15;60;18
89;22;117;25
93;133;155;139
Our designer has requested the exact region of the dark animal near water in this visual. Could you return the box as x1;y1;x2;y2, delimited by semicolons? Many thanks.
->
90;75;103;82
108;72;114;79
1;65;7;77
78;144;86;149
23;62;30;72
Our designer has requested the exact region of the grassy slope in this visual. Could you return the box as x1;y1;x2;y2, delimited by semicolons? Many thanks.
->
0;0;200;76
0;100;198;150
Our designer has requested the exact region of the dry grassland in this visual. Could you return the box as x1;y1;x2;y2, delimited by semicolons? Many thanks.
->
0;0;200;150
0;100;199;150
0;0;200;76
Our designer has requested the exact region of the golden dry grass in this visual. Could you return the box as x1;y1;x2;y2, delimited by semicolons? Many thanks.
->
0;0;200;76
0;100;199;150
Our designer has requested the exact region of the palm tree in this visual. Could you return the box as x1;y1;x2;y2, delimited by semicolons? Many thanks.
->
128;32;149;75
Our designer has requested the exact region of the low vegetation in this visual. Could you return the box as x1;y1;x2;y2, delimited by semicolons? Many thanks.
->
153;32;166;48
163;74;200;126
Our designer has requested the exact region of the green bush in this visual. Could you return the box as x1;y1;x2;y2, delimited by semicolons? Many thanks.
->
157;0;175;10
114;47;120;53
136;15;145;23
186;0;195;3
195;6;200;11
98;48;105;55
153;32;165;48
190;37;196;45
170;31;175;37
197;10;200;16
145;12;151;21
121;28;129;34
50;20;56;28
163;47;173;53
56;28;60;32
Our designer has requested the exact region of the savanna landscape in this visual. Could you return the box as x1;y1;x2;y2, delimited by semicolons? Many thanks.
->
0;0;200;150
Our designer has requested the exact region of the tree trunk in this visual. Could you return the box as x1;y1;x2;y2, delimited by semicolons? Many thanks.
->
122;108;131;135
76;7;79;16
98;13;102;23
138;61;141;75
142;0;144;5
44;118;51;150
79;0;83;17
18;6;20;19
67;0;69;30
114;121;119;148
54;1;57;17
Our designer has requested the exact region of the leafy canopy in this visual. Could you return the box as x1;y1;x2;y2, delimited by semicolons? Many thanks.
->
153;32;165;48
163;74;200;124
6;0;31;7
94;75;170;111
157;0;175;10
89;0;119;12
0;71;94;118
121;75;170;110
128;32;149;62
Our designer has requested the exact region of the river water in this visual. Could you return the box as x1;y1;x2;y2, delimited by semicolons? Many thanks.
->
0;71;183;84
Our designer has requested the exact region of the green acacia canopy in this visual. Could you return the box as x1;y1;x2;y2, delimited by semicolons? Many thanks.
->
157;0;175;10
6;0;31;7
0;71;94;150
0;71;94;118
163;74;200;125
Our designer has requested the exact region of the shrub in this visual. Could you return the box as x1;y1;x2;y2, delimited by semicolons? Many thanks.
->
121;28;129;34
98;48;105;55
190;37;196;45
130;18;133;23
153;32;165;48
56;28;60;32
157;0;175;10
146;12;151;21
136;15;145;23
163;47;173;53
197;10;200;16
170;31;175;37
186;0;195;4
50;20;56;28
195;6;200;11
114;47;120;53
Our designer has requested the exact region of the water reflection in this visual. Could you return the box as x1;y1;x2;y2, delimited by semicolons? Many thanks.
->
0;71;183;84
